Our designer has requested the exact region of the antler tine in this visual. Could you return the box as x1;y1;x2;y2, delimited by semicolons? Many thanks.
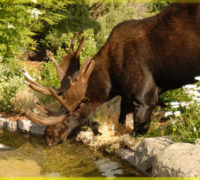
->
78;56;91;79
33;98;50;115
83;60;95;82
47;50;65;81
49;88;72;113
46;50;58;66
27;110;66;126
23;69;52;95
24;81;52;95
23;69;47;89
70;32;79;52
67;76;73;87
75;35;86;59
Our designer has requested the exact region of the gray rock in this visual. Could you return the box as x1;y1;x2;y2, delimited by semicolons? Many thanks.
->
119;137;173;173
0;118;17;132
152;143;200;177
17;119;45;136
0;143;13;151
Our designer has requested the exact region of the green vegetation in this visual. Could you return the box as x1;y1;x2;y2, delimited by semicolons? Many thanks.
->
1;0;199;144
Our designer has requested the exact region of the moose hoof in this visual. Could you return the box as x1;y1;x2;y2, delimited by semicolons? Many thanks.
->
94;131;102;136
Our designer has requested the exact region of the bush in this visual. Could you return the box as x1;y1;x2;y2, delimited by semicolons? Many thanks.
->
159;78;200;144
0;0;72;111
0;0;69;60
0;60;24;112
147;0;170;13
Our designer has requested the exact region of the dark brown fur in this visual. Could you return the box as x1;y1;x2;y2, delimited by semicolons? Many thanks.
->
46;3;200;145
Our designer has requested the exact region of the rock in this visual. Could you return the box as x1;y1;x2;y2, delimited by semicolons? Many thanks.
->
0;118;17;132
17;119;45;136
119;137;173;173
152;143;200;177
0;114;45;136
0;143;13;151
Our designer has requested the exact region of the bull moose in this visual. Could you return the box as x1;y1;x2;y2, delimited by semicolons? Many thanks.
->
24;3;200;145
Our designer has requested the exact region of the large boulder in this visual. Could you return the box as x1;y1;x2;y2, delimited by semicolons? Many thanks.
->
119;137;173;173
152;143;200;177
120;137;200;177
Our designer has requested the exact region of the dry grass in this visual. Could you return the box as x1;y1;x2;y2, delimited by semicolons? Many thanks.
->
11;87;38;115
10;87;61;115
76;97;142;153
76;121;142;154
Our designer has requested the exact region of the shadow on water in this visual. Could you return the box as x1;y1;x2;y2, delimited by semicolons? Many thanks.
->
0;130;142;177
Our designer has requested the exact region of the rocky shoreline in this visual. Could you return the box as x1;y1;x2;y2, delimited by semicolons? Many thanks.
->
0;115;200;177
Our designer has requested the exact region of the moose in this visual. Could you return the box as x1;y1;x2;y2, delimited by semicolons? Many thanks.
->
24;3;200;145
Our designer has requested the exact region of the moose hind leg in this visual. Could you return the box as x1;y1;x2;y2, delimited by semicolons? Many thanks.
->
133;83;159;135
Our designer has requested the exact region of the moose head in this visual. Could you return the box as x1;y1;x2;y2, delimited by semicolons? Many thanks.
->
24;33;96;145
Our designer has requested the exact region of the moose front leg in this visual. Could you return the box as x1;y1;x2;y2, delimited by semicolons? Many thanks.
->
119;97;133;125
133;103;156;135
88;120;102;135
133;82;159;135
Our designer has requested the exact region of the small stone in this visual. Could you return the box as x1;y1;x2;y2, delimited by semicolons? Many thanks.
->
17;119;45;136
0;118;17;132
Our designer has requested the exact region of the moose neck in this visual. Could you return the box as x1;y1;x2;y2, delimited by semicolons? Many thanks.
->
85;41;112;104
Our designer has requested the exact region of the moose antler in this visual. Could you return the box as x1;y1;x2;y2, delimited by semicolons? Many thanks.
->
50;57;95;112
24;32;86;95
26;57;95;126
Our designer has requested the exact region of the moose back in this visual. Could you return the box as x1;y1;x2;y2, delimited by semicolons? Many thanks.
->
25;3;200;145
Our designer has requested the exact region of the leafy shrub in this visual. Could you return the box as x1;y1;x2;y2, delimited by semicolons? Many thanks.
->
159;88;191;105
40;1;100;52
0;0;72;111
94;1;138;48
159;78;200;144
0;0;35;61
0;60;24;112
147;0;170;13
171;104;200;144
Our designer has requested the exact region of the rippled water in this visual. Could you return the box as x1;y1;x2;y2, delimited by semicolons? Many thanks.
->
0;130;142;177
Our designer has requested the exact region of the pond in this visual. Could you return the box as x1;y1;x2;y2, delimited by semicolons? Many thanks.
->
0;130;142;177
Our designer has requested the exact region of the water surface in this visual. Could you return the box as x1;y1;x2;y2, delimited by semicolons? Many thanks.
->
0;130;142;177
